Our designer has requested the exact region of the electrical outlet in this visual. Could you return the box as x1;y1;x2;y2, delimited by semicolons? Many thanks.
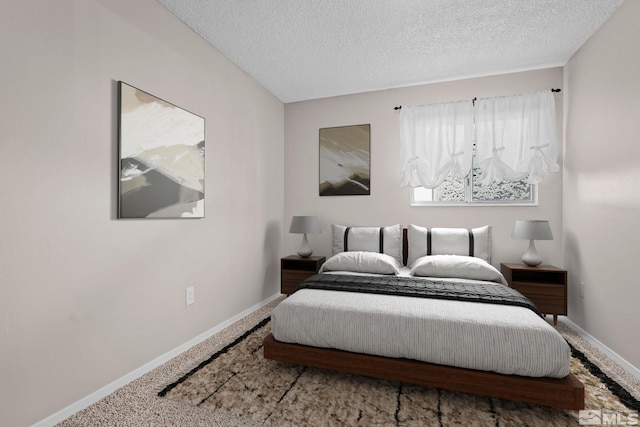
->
579;281;585;299
185;287;195;306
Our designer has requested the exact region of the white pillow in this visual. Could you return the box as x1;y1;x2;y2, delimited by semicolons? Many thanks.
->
410;255;503;283
407;225;492;266
331;224;403;264
320;251;401;275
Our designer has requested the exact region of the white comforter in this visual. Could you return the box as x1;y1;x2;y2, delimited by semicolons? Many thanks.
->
271;273;571;378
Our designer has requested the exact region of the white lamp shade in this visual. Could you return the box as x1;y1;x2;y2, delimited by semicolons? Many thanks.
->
512;220;553;241
289;216;321;234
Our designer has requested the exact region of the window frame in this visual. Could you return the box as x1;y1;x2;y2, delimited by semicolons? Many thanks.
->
410;175;538;207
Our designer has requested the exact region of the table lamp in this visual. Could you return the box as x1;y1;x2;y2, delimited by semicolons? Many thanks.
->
289;216;321;257
512;220;553;267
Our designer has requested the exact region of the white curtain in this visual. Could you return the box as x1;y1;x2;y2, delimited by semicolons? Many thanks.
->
399;100;474;188
475;90;559;185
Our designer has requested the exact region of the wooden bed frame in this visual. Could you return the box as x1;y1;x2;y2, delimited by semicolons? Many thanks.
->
263;228;585;410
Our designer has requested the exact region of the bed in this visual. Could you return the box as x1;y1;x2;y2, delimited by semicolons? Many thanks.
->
263;225;584;410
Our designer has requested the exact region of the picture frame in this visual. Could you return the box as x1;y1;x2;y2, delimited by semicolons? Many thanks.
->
319;124;370;196
118;82;205;218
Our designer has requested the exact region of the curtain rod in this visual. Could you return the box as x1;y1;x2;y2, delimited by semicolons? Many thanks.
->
393;88;561;111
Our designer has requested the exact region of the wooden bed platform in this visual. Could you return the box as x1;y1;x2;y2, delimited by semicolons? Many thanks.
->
263;333;585;410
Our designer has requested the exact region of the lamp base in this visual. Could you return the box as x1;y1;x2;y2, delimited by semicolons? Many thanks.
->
521;240;543;267
297;234;313;258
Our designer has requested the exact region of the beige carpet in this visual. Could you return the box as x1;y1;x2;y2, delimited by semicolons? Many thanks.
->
59;297;639;426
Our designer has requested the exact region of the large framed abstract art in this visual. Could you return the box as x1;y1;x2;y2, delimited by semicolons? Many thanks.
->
118;82;205;218
319;124;370;196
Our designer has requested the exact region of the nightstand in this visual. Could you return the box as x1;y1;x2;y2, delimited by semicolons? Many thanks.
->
500;263;567;325
281;255;326;295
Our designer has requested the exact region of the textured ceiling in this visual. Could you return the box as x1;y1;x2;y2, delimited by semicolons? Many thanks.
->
156;0;623;103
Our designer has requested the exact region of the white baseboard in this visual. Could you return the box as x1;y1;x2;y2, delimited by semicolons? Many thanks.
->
561;317;640;381
32;293;282;427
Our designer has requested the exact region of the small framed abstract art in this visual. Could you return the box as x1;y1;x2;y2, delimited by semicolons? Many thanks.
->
319;124;371;196
118;82;205;218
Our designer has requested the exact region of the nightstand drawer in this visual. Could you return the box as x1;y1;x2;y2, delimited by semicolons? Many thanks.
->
513;284;565;310
282;270;318;285
512;282;564;298
281;270;319;295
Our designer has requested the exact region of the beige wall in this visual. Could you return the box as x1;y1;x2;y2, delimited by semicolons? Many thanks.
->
564;0;640;369
284;68;564;268
0;1;283;426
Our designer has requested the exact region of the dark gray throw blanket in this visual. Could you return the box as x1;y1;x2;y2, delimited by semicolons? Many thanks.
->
297;274;542;317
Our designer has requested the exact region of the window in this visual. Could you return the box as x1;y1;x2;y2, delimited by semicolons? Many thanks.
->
411;169;536;206
411;147;536;206
401;90;557;206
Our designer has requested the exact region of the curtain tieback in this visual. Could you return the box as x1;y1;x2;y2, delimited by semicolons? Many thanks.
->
492;146;506;155
530;144;550;151
450;151;464;157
